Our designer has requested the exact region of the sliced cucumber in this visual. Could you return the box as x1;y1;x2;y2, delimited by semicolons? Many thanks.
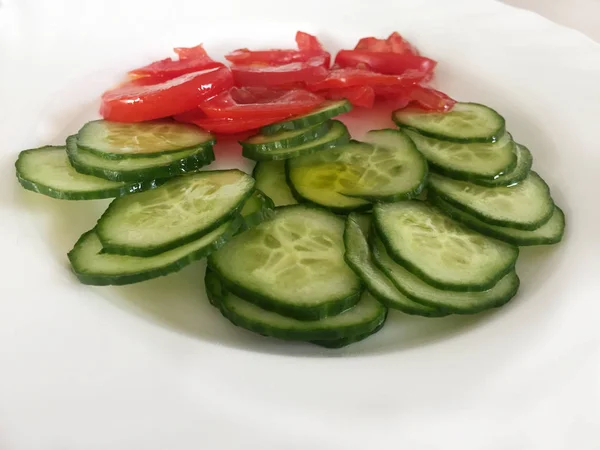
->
371;236;520;313
77;120;215;159
252;161;298;207
393;102;505;143
15;145;158;200
311;320;386;348
208;205;363;320
428;172;554;230
374;201;518;291
344;213;447;317
238;189;275;232
241;122;330;152
68;217;241;286
404;129;517;180
470;144;533;187
431;196;565;246
261;100;352;135
242;120;350;161
97;170;255;256
67;135;214;182
205;270;385;342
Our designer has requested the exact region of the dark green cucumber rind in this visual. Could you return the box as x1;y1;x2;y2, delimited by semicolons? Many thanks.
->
243;121;351;161
467;144;533;187
370;234;521;313
15;146;160;200
240;122;330;152
69;216;243;286
431;195;565;246
96;172;256;257
261;100;352;135
238;190;276;233
207;258;363;321
373;207;519;292
428;171;554;231
66;135;215;182
285;161;373;215
343;214;447;317
311;318;387;348
393;102;506;143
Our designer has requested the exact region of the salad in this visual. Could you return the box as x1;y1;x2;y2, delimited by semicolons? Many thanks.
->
14;32;564;349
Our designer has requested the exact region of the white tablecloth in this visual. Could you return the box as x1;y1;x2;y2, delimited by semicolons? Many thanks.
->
503;0;600;42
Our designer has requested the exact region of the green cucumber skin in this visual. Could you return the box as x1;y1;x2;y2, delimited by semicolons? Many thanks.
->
284;160;373;215
207;259;363;321
240;122;330;153
238;190;276;233
79;140;216;161
96;172;256;257
311;318;387;349
428;172;554;231
431;195;565;247
205;269;385;342
372;206;519;292
69;217;243;286
242;123;351;162
467;144;533;188
67;137;215;182
393;102;506;144
261;100;352;135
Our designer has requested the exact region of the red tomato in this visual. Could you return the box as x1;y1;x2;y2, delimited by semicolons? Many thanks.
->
378;85;455;112
174;109;292;134
174;44;209;59
231;56;328;87
307;67;427;91
200;87;324;118
334;50;436;76
100;66;234;122
320;86;375;108
355;32;419;55
295;31;331;67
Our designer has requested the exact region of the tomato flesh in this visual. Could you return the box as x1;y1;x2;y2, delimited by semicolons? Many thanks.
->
355;32;419;55
378;85;456;112
231;56;328;87
307;67;427;91
174;109;293;134
334;50;436;76
320;86;375;108
100;66;234;122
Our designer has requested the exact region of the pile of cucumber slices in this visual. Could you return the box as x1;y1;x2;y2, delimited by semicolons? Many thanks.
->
15;99;565;349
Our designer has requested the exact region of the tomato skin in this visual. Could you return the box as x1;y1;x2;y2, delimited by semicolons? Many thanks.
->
320;86;375;108
355;32;419;55
334;50;436;76
174;109;292;134
231;56;328;87
100;66;234;122
307;67;427;91
295;31;331;67
378;85;456;112
174;44;209;59
200;87;323;118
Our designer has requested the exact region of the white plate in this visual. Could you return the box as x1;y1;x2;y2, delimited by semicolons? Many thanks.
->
1;0;599;448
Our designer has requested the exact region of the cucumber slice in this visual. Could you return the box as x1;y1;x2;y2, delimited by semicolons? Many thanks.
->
15;146;158;200
238;189;275;232
428;172;554;230
205;270;386;342
393;103;505;143
68;217;241;286
261;100;352;135
470;144;533;187
241;122;330;152
252;161;298;207
208;205;363;320
286;151;371;214
431;196;565;246
371;236;520;313
404;129;517;180
77;120;215;159
373;201;518;291
97;170;255;256
67;135;214;182
242;120;350;161
344;213;447;317
311;320;386;348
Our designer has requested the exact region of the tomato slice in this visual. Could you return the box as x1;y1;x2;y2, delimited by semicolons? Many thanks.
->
355;32;419;55
174;109;292;134
100;66;234;122
307;67;427;91
320;86;375;108
200;87;324;118
295;31;331;67
231;56;328;87
378;85;456;112
334;50;436;76
174;44;209;59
